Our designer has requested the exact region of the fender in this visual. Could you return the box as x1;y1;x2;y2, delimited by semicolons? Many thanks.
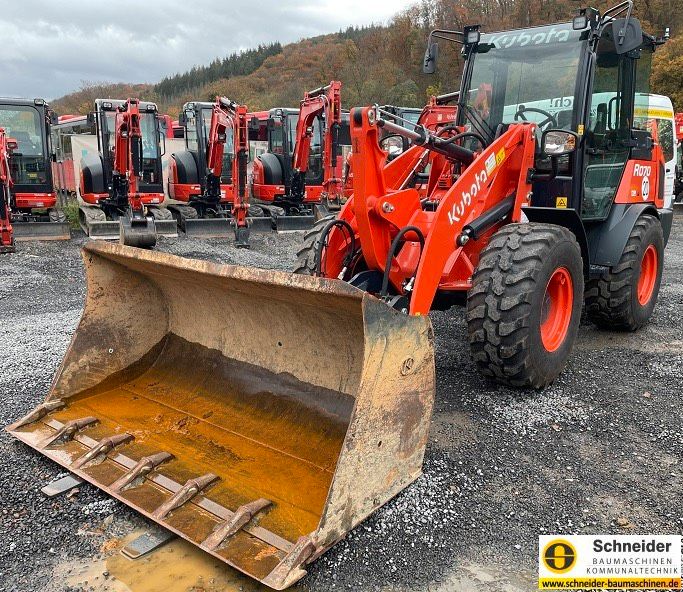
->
585;203;659;269
522;206;590;279
659;207;673;246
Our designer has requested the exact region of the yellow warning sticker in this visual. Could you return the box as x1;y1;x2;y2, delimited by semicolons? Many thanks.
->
496;148;506;166
556;197;568;208
577;124;585;136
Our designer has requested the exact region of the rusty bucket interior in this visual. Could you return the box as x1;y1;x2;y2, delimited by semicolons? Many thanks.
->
7;242;435;589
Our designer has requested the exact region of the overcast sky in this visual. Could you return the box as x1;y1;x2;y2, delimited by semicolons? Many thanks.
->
0;0;414;100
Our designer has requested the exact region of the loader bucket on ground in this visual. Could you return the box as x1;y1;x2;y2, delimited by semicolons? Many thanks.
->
13;221;71;241
7;242;435;589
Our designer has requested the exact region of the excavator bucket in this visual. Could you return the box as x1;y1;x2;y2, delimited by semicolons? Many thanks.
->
7;242;435;589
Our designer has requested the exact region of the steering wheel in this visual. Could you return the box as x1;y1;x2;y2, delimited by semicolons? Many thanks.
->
514;106;557;131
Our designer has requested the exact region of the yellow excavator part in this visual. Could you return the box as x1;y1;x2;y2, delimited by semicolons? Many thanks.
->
7;242;435;589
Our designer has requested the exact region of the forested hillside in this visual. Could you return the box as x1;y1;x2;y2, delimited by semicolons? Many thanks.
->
52;0;683;117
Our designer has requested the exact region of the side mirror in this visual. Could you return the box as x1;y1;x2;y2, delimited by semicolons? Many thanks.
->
87;112;95;126
178;112;187;126
49;111;59;126
603;17;643;54
249;116;260;131
159;131;166;156
541;129;579;157
423;40;439;74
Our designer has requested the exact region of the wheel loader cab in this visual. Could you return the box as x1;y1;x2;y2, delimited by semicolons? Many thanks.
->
456;16;668;245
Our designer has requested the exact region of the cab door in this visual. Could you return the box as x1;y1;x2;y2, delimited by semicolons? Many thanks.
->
581;36;635;220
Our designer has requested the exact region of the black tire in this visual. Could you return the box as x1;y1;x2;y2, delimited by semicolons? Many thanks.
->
467;223;584;389
585;214;663;331
293;214;336;275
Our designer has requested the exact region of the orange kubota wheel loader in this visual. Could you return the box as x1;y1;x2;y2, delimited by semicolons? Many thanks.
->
295;2;671;388
4;4;670;590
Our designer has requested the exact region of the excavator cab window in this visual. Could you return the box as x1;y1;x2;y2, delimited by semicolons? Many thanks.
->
304;116;324;185
0;105;48;188
268;116;285;156
184;109;198;152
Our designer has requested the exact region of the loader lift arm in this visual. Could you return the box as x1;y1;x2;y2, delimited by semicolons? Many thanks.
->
291;81;343;205
0;129;17;253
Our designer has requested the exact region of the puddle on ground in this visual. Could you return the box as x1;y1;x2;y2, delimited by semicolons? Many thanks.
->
57;530;300;592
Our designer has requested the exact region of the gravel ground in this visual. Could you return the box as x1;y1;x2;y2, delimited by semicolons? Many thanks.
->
0;217;681;592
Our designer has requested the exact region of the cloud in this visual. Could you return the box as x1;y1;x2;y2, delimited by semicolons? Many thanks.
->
0;0;413;100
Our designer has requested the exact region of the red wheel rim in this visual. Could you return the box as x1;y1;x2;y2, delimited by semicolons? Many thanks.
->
541;267;574;353
637;244;658;305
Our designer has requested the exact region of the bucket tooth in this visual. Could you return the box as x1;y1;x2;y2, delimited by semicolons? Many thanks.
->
40;417;98;448
152;473;219;520
72;433;134;469
202;498;272;551
10;400;64;429
110;452;174;493
262;536;316;590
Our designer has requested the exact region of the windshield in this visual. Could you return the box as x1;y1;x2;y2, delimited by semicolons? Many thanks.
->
103;111;159;158
402;111;421;126
201;107;233;183
0;105;48;186
464;23;584;140
101;108;161;185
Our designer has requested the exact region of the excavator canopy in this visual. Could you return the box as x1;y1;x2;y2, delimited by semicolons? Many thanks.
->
7;242;435;589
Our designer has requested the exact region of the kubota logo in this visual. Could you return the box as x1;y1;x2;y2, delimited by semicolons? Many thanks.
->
542;539;577;574
448;168;488;225
487;27;571;49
